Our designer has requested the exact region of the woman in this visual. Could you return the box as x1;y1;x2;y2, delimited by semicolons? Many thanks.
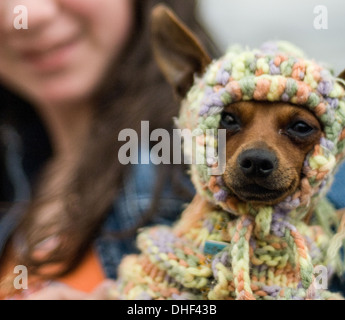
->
0;0;217;299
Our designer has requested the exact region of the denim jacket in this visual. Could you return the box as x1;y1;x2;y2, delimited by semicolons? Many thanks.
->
328;161;345;210
95;148;194;279
0;124;345;289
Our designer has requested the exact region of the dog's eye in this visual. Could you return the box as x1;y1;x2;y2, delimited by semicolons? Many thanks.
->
221;112;241;131
287;121;314;137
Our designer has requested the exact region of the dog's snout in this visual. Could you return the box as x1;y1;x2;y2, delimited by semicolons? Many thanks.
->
238;149;278;178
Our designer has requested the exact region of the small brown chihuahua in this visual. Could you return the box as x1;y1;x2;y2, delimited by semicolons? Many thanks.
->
113;5;345;300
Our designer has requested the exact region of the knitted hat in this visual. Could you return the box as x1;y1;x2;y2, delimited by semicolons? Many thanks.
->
177;41;345;220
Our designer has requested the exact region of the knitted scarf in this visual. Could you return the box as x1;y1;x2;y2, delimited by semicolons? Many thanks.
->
113;41;345;300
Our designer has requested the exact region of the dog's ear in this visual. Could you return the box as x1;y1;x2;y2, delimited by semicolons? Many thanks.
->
338;70;345;88
151;4;212;99
339;69;345;81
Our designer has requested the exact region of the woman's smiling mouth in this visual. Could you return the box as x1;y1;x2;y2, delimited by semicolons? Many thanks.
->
18;34;83;73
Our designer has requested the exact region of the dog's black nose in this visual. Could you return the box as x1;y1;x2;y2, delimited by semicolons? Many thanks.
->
238;149;278;178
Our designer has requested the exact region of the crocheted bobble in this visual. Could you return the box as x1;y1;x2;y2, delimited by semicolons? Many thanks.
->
178;41;345;217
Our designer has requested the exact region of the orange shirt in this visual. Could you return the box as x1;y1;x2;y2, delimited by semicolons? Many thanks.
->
59;249;105;293
0;248;105;299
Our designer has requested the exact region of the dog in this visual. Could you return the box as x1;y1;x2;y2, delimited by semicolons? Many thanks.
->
112;5;345;300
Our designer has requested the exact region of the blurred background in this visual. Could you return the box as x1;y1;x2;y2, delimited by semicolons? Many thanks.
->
197;0;344;74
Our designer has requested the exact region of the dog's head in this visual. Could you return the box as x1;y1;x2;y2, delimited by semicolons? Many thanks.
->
221;101;321;205
152;5;345;216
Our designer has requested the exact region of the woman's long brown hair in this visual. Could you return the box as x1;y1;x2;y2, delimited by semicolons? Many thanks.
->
4;0;218;278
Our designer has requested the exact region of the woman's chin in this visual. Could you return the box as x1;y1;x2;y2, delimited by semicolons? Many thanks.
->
29;78;96;107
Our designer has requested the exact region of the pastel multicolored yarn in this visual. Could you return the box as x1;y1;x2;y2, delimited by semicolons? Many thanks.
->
113;202;344;300
113;42;345;300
